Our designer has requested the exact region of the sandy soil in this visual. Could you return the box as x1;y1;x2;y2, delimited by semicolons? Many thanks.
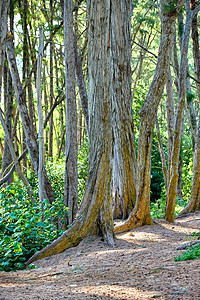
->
0;212;200;300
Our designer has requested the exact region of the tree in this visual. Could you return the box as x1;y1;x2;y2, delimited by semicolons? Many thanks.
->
25;0;136;265
63;0;78;224
165;0;200;222
177;0;200;217
115;0;185;234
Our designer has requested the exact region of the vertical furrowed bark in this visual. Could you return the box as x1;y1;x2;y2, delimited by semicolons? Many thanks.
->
115;0;184;234
37;27;47;205
166;0;193;223
111;0;137;219
63;0;78;224
0;0;10;94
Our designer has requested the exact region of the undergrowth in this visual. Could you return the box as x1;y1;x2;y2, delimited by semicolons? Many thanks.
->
0;143;89;272
174;244;200;261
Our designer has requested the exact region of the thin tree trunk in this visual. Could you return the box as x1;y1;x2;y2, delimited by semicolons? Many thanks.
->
177;0;200;217
37;27;47;206
63;0;78;224
177;113;200;216
6;37;55;204
0;108;34;200
156;117;168;189
49;0;54;159
0;58;13;184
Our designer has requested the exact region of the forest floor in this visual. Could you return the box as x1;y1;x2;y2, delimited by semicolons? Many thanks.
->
0;212;200;300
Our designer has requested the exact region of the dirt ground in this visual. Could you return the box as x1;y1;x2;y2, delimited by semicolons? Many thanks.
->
0;212;200;300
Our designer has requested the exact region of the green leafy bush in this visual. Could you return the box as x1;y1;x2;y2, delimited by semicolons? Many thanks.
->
174;244;200;261
0;181;67;272
0;146;89;272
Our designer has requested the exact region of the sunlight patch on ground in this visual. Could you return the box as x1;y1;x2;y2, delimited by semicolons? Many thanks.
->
118;231;168;242
73;284;163;299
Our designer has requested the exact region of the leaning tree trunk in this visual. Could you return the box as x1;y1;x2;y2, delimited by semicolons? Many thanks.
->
176;0;200;217
25;0;134;266
165;0;200;223
115;0;185;234
177;114;200;216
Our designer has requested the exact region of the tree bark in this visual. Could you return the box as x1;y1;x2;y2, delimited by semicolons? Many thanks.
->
110;0;137;219
49;0;54;159
37;27;47;206
0;0;10;94
115;0;184;234
63;0;78;224
165;1;200;223
0;58;13;184
25;0;135;265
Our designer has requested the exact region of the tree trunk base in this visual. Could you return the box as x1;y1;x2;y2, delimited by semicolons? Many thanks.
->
114;211;154;234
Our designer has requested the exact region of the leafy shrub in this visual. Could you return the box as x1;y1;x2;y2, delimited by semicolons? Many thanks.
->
0;145;89;272
174;244;200;261
0;182;67;272
151;195;188;219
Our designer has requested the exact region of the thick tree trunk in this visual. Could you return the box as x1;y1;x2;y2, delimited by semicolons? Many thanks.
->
115;0;184;234
25;0;134;265
63;0;78;224
6;38;55;204
111;0;137;219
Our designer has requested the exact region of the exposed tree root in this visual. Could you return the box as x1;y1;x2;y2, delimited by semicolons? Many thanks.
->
176;240;200;250
114;208;154;234
25;151;115;266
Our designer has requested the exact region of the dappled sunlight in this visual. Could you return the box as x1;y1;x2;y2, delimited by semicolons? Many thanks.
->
118;231;168;242
71;283;163;299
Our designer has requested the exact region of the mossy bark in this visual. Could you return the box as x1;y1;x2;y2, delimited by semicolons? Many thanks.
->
115;0;184;234
26;0;135;265
165;1;192;223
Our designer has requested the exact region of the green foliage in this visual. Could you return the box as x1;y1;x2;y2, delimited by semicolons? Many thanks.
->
163;1;178;15
0;158;70;272
0;145;90;272
192;232;200;237
151;194;188;219
174;244;200;261
186;91;195;104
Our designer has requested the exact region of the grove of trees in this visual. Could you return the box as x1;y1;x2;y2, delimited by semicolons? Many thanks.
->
0;0;200;268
